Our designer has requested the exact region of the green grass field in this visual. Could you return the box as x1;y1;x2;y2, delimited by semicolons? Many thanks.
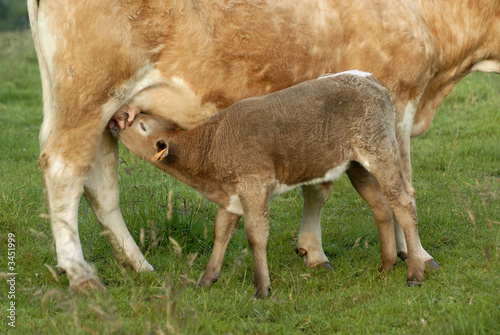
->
0;31;498;334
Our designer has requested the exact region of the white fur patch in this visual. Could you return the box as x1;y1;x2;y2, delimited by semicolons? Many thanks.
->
398;101;418;135
48;156;67;178
226;195;244;215
272;162;350;197
319;70;372;79
471;60;500;73
354;148;370;170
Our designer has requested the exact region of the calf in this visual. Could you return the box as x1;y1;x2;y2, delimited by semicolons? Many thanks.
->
112;72;426;298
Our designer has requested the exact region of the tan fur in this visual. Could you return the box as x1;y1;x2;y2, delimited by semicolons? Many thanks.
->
114;74;425;297
29;0;499;289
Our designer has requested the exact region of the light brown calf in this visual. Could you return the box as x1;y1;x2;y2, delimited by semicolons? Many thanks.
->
113;73;425;298
29;0;498;290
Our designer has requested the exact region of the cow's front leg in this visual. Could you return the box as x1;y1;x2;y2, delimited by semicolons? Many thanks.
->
198;207;241;287
296;183;333;270
83;131;153;272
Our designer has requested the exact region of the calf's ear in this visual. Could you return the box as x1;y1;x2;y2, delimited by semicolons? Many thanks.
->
151;139;169;161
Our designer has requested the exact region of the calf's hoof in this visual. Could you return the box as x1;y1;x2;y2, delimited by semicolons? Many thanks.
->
197;276;218;288
406;280;422;287
425;259;440;271
397;251;407;261
378;261;396;273
406;269;424;287
253;287;271;299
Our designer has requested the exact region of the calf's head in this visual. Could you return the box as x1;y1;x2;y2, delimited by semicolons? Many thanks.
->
111;113;181;162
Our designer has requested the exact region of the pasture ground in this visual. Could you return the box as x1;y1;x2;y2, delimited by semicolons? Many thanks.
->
0;31;499;334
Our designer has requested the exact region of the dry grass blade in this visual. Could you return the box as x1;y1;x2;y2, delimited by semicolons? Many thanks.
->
169;236;182;257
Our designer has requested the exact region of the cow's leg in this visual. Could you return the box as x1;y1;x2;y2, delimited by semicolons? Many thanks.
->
39;123;108;290
296;183;333;270
198;207;241;287
346;163;398;272
396;104;438;270
83;131;154;272
239;187;271;299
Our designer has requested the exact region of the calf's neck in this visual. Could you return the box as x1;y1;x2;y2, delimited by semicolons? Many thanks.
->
113;72;426;298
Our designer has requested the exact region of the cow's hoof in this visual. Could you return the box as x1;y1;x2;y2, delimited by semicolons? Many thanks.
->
70;278;106;294
295;247;307;257
425;259;439;271
318;261;334;271
397;251;407;261
295;247;332;270
135;261;154;272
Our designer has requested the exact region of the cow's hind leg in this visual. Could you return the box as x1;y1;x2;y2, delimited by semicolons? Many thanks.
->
396;111;439;270
40;123;108;291
346;162;398;272
83;131;154;273
296;183;333;270
198;207;240;287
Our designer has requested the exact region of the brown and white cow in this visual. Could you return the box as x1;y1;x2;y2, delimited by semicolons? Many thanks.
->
113;72;423;298
28;0;499;290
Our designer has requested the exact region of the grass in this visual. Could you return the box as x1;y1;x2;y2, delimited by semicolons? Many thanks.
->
0;31;498;334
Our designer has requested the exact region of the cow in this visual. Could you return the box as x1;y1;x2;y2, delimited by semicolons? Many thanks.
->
112;72;425;298
28;0;499;290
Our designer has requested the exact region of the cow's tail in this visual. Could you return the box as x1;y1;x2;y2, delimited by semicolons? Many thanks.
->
28;0;56;150
27;0;40;53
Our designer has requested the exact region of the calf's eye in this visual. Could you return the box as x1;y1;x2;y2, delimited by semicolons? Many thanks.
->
140;122;147;132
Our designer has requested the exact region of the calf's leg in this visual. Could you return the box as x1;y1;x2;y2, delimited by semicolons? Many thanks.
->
83;131;153;272
296;183;333;270
238;185;271;298
346;163;398;272
370;164;427;285
394;220;408;261
198;207;241;287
